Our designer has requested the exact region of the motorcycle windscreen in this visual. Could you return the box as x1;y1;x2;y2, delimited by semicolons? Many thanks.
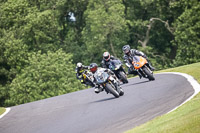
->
95;72;109;84
132;56;147;69
109;60;121;70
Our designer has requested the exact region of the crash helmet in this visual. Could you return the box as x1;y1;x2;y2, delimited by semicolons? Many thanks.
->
76;62;83;69
122;45;131;55
103;52;110;61
90;63;98;73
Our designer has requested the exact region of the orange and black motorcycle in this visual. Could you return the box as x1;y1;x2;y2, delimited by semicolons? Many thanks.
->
131;56;155;81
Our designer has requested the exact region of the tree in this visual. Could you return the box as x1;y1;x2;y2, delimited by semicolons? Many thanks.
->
123;0;175;69
82;0;129;64
173;2;200;66
6;49;85;106
0;30;29;85
22;9;61;53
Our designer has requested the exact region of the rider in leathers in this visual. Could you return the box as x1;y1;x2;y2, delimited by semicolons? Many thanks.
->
90;63;120;93
101;51;127;77
101;51;118;68
75;62;90;85
122;45;155;77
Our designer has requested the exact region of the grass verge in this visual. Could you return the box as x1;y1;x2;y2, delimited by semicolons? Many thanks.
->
0;107;6;116
126;62;200;133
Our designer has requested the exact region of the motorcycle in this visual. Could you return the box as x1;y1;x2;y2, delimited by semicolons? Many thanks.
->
131;56;155;81
94;68;124;98
109;60;128;84
82;70;96;87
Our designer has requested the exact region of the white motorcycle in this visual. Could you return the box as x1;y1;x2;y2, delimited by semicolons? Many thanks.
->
94;68;124;98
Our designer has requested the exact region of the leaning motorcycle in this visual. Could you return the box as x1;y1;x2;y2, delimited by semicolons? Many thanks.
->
94;68;124;98
109;60;128;84
131;56;155;81
82;70;96;87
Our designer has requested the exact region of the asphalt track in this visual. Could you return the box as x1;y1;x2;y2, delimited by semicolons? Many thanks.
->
0;73;195;133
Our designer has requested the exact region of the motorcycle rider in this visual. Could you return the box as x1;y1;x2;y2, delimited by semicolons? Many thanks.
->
90;63;120;93
101;51;127;77
122;45;155;77
75;62;90;86
101;52;118;68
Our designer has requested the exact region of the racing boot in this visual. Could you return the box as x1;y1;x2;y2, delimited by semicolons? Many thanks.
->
94;85;103;93
94;88;100;93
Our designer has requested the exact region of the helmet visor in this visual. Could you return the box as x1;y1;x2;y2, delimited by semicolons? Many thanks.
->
90;66;97;73
103;54;110;61
104;56;109;59
124;49;130;54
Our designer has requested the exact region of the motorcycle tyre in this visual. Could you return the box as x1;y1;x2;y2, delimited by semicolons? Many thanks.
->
105;83;120;98
119;71;128;83
119;89;124;96
85;79;95;87
143;67;155;81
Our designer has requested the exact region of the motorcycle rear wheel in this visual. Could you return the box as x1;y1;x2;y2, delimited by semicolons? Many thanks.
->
119;89;124;96
85;79;95;87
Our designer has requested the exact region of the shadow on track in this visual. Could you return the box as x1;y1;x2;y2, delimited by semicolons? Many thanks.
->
123;80;150;87
91;97;116;103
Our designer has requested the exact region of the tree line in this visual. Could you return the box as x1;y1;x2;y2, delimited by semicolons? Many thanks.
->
0;0;199;106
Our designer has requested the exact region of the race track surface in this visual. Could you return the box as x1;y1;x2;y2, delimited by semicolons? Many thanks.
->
0;73;194;133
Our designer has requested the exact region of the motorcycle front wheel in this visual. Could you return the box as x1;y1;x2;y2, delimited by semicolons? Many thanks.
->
143;67;155;81
85;78;95;87
105;83;120;98
119;71;128;83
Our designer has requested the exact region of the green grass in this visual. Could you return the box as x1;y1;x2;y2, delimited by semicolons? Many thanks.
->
0;107;6;116
126;62;200;133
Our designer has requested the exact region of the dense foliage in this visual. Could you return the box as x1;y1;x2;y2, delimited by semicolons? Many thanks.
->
6;50;84;106
0;0;199;106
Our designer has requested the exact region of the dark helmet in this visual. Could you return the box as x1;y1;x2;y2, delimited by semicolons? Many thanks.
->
90;63;98;73
122;45;131;55
103;52;110;61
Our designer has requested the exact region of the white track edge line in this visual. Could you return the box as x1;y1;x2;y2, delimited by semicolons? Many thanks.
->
159;72;200;114
0;108;11;119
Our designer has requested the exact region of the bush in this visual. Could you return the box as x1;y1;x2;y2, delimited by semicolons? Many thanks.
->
5;49;84;106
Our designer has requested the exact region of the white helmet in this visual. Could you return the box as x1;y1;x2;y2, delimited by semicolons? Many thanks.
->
103;52;110;61
77;62;82;68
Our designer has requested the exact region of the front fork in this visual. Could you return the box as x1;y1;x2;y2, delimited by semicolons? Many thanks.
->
115;67;127;80
121;66;127;75
108;76;121;92
136;69;144;78
138;65;153;78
